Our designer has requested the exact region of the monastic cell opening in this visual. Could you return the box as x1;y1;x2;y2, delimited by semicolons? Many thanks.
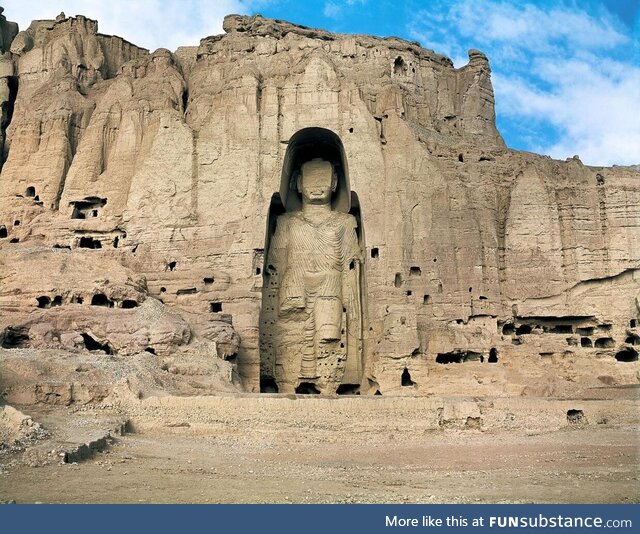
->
121;299;138;309
393;56;407;75
1;326;30;349
0;226;6;238
144;347;156;355
260;378;279;393
436;351;483;364
567;409;584;424
336;384;360;395
625;334;640;346
401;368;414;386
78;236;102;249
423;294;431;305
371;247;379;258
615;348;638;362
594;337;614;349
177;288;197;296
515;324;531;335
91;293;114;307
36;296;51;308
113;236;119;248
458;154;464;162
81;333;113;354
14;220;20;226
295;382;321;394
630;319;637;328
26;186;35;197
70;197;107;219
502;322;515;335
167;261;177;271
51;295;62;307
210;302;223;312
576;327;595;336
203;277;214;284
394;273;402;287
9;238;18;243
581;337;593;348
488;348;498;363
550;325;573;334
410;266;421;276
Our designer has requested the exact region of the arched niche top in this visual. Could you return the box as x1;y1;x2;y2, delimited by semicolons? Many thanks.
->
279;127;350;213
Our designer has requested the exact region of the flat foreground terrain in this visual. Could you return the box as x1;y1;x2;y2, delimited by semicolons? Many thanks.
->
1;395;639;504
2;427;639;504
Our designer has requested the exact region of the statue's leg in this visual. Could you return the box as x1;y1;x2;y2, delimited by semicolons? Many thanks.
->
299;296;317;379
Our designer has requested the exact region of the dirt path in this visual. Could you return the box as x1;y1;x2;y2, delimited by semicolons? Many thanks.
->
2;425;638;504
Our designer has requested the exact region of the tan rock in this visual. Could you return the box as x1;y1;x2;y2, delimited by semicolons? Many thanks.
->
0;12;637;400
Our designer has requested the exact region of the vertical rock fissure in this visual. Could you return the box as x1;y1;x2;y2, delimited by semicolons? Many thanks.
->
0;74;18;169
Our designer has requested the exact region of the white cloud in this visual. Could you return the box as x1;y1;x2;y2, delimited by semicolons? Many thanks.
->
408;0;639;166
323;0;367;20
2;0;252;51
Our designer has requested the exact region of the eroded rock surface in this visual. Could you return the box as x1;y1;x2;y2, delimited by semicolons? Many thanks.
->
0;12;638;400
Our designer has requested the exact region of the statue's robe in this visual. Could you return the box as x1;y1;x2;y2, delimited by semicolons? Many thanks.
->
263;210;363;393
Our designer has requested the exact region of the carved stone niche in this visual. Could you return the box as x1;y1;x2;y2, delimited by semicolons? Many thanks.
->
259;127;366;395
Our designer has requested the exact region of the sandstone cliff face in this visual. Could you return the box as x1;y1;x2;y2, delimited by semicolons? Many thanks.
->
0;12;638;399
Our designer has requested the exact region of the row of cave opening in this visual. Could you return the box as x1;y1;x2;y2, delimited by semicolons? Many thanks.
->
0;326;156;356
36;293;138;309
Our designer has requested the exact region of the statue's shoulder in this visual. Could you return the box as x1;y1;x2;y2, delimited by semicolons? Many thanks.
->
334;211;358;229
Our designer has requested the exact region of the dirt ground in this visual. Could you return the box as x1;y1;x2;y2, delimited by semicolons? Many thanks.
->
2;423;638;504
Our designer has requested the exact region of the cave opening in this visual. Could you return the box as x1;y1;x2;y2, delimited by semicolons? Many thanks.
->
91;293;114;307
488;348;498;363
371;247;379;259
70;197;107;219
0;226;6;238
26;186;35;197
515;324;531;335
401;367;414;386
615;348;638;362
393;56;407;75
210;302;223;312
581;337;593;348
78;236;102;249
436;351;483;364
336;384;361;395
624;334;640;346
567;409;584;424
501;322;515;335
36;296;51;308
81;333;113;354
121;299;138;309
594;337;614;349
1;326;29;348
295;382;320;394
260;377;279;393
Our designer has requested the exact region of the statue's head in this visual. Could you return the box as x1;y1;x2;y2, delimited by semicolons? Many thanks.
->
297;158;337;205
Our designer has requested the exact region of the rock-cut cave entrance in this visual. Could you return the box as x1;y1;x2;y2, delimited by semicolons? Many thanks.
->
258;127;367;395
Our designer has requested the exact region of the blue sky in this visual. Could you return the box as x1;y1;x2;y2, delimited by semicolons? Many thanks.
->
5;0;639;166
